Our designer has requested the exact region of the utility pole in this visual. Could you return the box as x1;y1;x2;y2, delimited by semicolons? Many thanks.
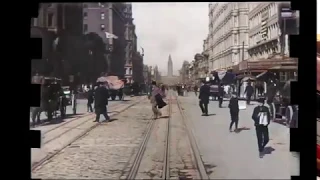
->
282;17;286;61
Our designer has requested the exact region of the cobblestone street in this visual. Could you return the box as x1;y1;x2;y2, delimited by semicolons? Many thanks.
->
32;97;152;179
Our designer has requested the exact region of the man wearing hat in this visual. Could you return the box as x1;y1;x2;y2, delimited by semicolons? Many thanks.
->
199;80;210;116
93;82;110;122
252;97;271;158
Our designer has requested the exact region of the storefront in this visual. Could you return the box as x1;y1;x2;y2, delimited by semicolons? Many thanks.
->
232;57;297;99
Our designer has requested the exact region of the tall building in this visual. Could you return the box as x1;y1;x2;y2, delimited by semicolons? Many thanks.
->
82;3;109;36
82;3;126;77
31;3;84;83
207;3;249;70
247;2;299;60
167;54;173;77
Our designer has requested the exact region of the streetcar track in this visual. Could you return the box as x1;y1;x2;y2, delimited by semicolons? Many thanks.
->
31;102;127;135
162;94;172;179
126;112;156;179
127;92;174;179
126;91;209;179
175;95;210;179
42;101;141;146
32;98;145;171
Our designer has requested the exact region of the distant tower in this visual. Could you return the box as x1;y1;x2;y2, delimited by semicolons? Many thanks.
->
168;54;173;77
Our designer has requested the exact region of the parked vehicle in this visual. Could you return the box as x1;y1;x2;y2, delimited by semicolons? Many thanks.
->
97;75;125;101
40;77;67;120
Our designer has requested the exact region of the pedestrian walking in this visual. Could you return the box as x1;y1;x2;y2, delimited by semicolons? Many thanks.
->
199;80;210;116
244;82;254;105
87;86;94;113
194;85;198;96
150;81;166;119
218;83;224;108
251;98;271;158
93;82;110;122
228;93;239;132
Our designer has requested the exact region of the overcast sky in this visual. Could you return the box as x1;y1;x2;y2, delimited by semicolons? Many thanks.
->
132;3;208;75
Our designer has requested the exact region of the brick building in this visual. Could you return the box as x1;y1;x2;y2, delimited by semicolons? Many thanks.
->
31;3;84;84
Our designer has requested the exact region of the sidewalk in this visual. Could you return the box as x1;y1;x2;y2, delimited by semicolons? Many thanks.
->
178;95;298;179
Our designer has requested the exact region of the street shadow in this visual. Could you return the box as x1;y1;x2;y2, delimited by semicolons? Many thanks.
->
202;113;216;116
218;106;227;108
234;127;251;133
264;146;275;155
65;113;85;119
110;99;131;102
204;163;216;175
159;115;170;119
100;118;118;123
35;113;86;127
40;119;65;126
272;119;287;126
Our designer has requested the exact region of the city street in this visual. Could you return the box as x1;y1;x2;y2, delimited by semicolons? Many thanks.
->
30;93;299;179
29;95;133;126
32;96;153;179
178;94;299;179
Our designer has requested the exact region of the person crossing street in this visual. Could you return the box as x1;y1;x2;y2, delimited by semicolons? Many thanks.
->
199;80;210;116
252;98;271;158
93;82;110;122
228;93;239;132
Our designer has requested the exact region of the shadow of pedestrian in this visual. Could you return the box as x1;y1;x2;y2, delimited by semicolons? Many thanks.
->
234;127;251;133
272;119;287;126
202;113;216;116
264;146;275;155
40;119;65;126
100;118;118;123
159;115;170;119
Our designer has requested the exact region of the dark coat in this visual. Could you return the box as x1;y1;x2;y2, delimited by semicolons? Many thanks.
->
94;86;109;114
199;84;210;104
245;85;254;96
87;89;94;104
228;97;239;113
252;105;271;126
218;85;224;97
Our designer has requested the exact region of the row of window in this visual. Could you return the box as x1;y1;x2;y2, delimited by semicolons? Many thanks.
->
249;23;279;47
210;54;233;70
83;3;105;8
83;24;105;32
249;3;278;29
249;46;279;60
83;12;106;20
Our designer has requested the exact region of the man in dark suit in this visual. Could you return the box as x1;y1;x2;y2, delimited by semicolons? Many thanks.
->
199;80;210;116
94;82;110;122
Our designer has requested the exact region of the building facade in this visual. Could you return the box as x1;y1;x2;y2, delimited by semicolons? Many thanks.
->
208;2;249;70
123;3;138;84
179;61;190;84
31;3;84;84
248;2;299;60
132;52;144;83
143;65;151;85
167;55;173;77
83;3;127;77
